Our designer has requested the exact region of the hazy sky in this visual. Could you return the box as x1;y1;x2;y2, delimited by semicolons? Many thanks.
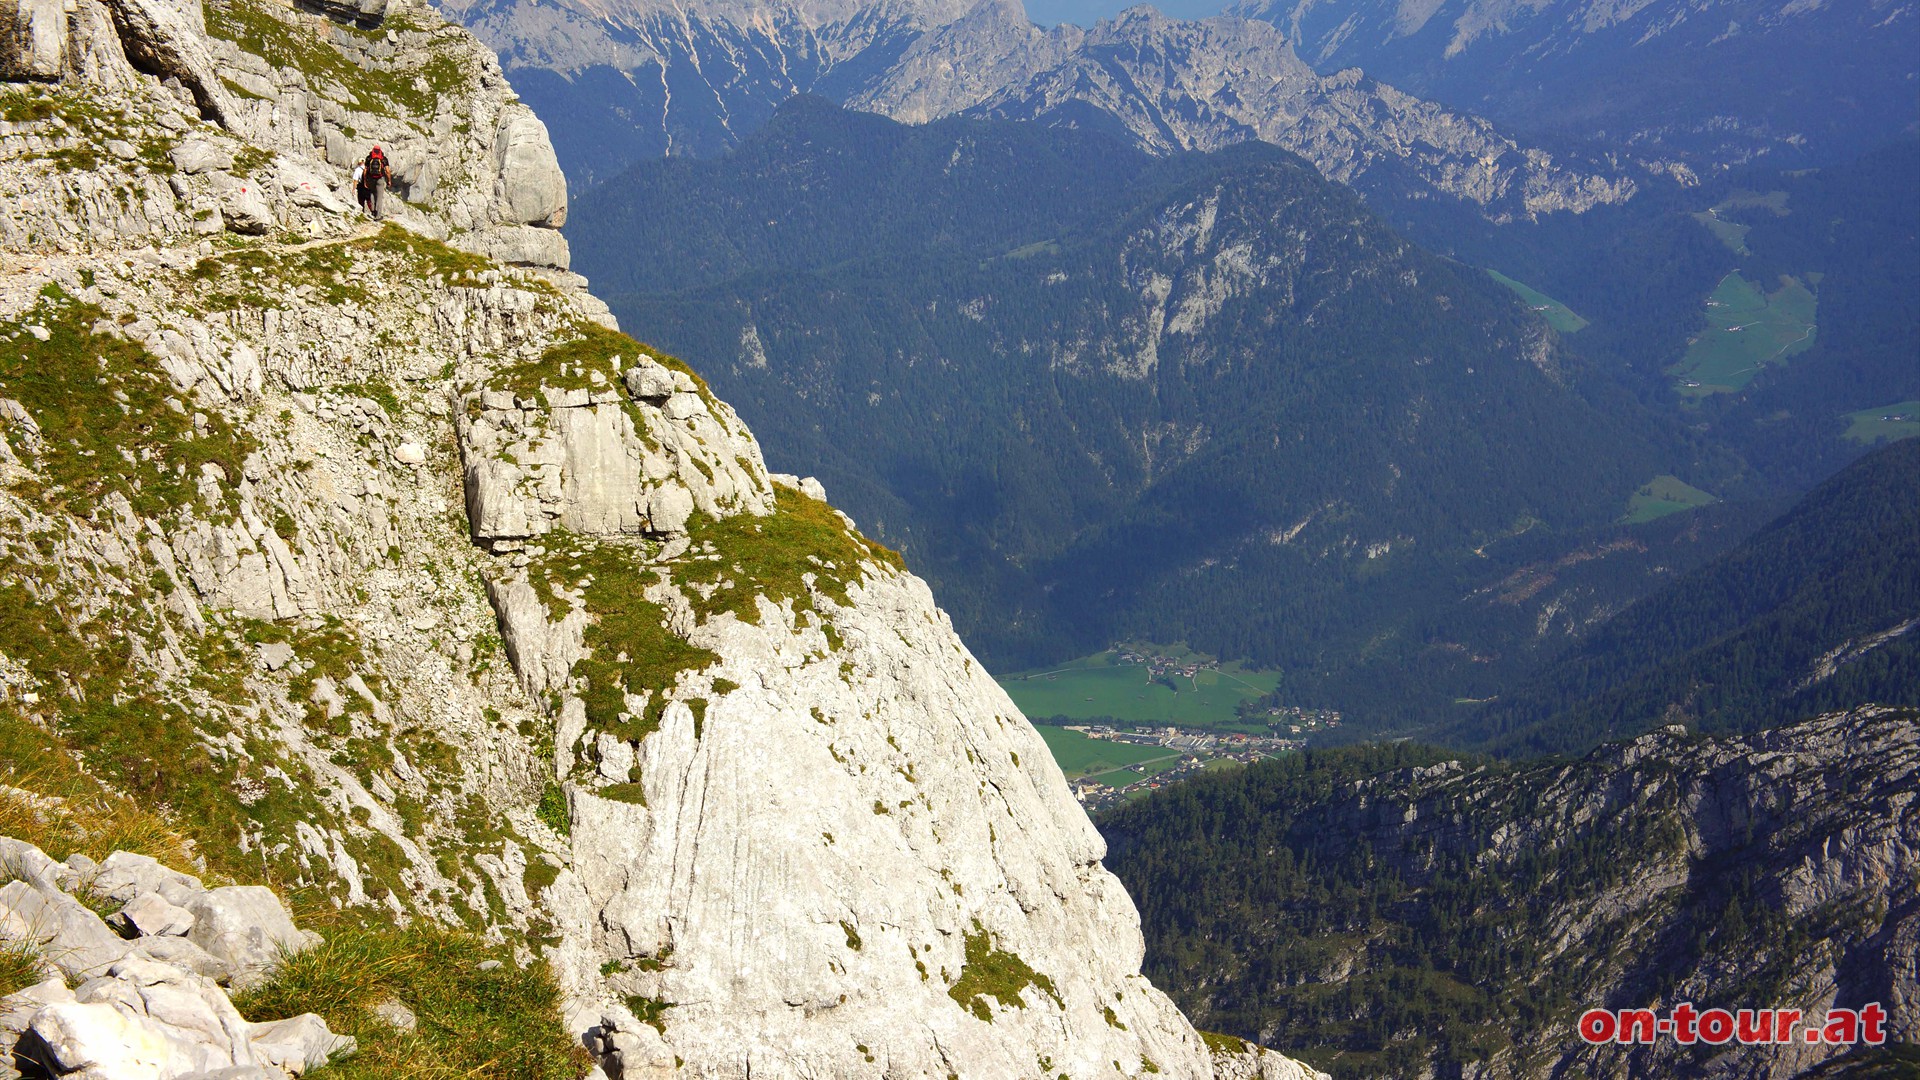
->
1025;0;1231;27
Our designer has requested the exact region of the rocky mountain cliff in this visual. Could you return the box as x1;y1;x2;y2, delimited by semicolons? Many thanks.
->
1102;707;1920;1077
434;0;1646;223
0;0;1319;1075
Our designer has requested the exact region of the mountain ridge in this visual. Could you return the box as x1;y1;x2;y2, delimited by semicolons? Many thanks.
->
437;0;1652;223
1102;705;1920;1077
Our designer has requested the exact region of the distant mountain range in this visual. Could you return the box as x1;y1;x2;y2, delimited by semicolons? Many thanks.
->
436;0;1643;220
1236;0;1920;166
572;100;1740;717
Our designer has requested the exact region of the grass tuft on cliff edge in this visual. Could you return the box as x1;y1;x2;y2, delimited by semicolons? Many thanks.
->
234;926;590;1079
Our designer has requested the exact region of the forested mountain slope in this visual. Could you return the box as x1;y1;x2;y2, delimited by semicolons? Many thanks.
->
1456;437;1920;755
1101;708;1920;1078
574;100;1726;723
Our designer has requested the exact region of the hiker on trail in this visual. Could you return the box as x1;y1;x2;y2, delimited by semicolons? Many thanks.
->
355;146;391;217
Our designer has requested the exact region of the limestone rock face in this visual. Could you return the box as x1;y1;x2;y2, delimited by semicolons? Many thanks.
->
99;0;234;124
457;358;771;548
539;564;1223;1076
493;106;568;227
0;0;1326;1075
0;0;67;79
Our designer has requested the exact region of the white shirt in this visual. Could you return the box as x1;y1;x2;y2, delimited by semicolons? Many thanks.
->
352;163;365;185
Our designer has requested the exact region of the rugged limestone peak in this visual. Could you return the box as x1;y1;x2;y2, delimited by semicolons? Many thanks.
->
441;0;1647;217
0;0;1321;1075
849;2;1638;219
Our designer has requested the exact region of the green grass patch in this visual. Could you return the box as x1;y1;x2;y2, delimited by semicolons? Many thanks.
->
232;927;590;1079
1620;474;1718;524
527;491;901;748
0;940;40;997
947;920;1061;1022
0;287;254;519
0;86;58;123
360;225;493;287
193;227;497;311
0;85;170;173
0;545;359;892
1691;190;1789;255
998;649;1277;732
1198;1030;1249;1054
1486;270;1587;333
1841;400;1920;445
593;782;647;805
526;538;718;743
491;320;711;405
1034;727;1171;778
680;486;905;624
1670;271;1817;397
534;782;570;836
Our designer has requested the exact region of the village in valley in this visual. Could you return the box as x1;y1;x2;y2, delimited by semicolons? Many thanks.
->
1057;723;1305;811
1002;644;1343;811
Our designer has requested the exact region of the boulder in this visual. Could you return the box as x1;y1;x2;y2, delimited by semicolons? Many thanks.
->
452;225;570;270
603;1015;675;1080
18;1000;219;1079
0;880;131;981
274;156;349;213
623;361;677;402
130;934;232;983
249;1012;356;1074
492;108;567;227
169;139;232;175
184;886;319;987
0;977;74;1041
218;180;273;235
111;891;197;938
645;484;694;536
83;956;256;1068
0;837;60;892
92;850;204;906
384;141;438;203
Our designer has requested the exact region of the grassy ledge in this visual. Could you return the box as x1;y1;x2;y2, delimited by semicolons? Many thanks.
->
680;486;906;625
2;286;254;520
489;320;713;405
232;926;590;1079
530;488;902;747
527;537;719;743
